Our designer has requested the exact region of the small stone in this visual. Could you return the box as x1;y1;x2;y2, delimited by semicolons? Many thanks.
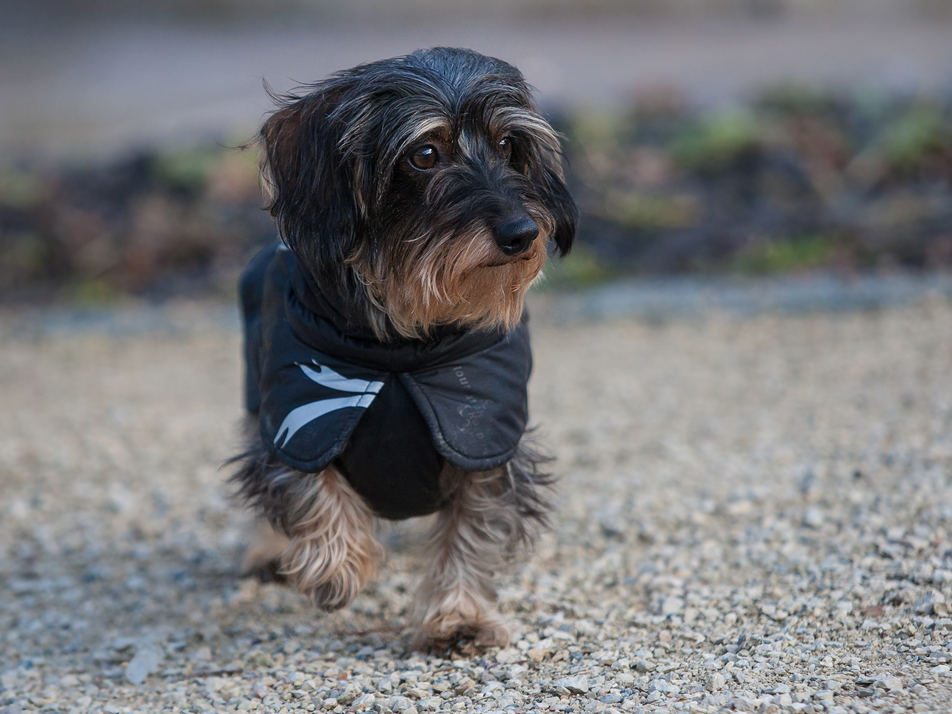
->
494;647;521;664
526;647;549;662
252;683;269;699
615;672;635;687
814;690;834;701
706;673;726;692
124;644;163;685
803;507;824;528
391;696;412;711
611;657;630;670
645;691;662;703
732;696;755;712
481;681;504;697
914;592;943;615
882;677;902;691
661;597;683;615
573;619;599;637
600;693;624;704
352;693;374;709
833;601;852;621
775;693;793;707
554;675;588;694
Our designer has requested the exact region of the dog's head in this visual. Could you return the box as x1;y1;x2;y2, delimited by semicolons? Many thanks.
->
259;47;577;340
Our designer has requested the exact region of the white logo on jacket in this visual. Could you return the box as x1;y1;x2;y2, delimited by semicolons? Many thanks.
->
274;362;384;446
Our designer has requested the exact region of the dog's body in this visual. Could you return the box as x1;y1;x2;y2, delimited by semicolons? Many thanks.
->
232;47;576;653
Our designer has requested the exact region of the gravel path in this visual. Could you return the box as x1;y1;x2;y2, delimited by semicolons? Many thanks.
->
2;292;952;714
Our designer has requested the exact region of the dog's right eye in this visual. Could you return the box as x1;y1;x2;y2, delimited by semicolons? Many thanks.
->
409;145;439;171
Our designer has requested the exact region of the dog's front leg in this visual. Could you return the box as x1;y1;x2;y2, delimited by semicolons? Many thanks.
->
412;467;527;654
281;466;382;611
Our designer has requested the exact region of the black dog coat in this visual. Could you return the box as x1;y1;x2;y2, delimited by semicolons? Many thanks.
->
240;242;532;520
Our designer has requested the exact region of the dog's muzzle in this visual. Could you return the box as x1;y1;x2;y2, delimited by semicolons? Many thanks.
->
493;217;539;257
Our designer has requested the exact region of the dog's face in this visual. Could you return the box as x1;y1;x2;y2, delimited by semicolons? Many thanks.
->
259;47;577;340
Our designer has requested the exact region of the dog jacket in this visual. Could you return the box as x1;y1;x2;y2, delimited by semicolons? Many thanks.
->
240;242;532;520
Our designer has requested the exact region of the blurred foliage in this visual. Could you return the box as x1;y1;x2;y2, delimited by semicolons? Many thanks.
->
0;144;270;300
1;87;952;300
734;234;843;275
540;243;614;290
670;110;763;171
878;103;950;173
554;86;952;280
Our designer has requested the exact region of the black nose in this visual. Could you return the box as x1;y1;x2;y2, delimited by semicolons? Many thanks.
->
493;218;539;256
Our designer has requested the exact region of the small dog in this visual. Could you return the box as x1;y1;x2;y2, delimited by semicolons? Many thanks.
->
232;47;576;653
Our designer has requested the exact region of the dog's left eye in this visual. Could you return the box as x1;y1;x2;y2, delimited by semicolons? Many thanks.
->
409;145;439;170
497;137;513;160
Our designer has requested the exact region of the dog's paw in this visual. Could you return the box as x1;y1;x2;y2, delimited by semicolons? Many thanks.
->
286;530;381;612
299;569;364;612
413;609;510;656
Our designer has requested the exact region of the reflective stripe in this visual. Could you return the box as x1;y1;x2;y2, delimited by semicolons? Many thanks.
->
274;394;377;446
299;362;384;395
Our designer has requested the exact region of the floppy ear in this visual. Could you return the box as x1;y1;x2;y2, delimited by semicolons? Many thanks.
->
259;85;359;281
537;161;578;257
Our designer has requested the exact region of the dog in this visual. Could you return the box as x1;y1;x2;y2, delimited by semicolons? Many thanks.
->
231;47;576;654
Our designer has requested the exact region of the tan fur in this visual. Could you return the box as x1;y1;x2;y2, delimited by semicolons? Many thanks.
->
281;466;383;611
354;218;550;341
412;465;533;653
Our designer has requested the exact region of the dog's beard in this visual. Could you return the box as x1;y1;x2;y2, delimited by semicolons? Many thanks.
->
350;212;551;341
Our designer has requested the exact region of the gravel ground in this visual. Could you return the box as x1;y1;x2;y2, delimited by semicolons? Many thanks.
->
2;290;952;714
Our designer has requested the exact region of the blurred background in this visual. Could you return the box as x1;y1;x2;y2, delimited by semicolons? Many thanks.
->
2;0;952;303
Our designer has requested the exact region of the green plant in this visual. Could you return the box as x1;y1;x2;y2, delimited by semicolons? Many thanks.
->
151;147;223;191
601;191;699;231
671;110;762;170
734;234;841;274
536;244;613;290
878;103;949;172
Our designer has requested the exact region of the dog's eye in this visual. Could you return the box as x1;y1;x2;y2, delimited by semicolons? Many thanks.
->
409;145;439;170
497;137;513;160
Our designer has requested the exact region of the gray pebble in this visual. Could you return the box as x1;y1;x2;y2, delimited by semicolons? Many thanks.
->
124;645;163;685
554;675;588;694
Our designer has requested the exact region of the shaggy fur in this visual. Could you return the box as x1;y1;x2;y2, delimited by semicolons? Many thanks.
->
257;47;574;340
231;47;576;652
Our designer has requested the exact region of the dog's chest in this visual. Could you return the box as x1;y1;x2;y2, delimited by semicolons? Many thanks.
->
335;375;447;519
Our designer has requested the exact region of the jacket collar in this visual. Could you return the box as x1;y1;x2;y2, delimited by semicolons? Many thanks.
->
280;247;512;374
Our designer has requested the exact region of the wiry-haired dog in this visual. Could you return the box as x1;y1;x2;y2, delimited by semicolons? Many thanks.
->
232;47;576;653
